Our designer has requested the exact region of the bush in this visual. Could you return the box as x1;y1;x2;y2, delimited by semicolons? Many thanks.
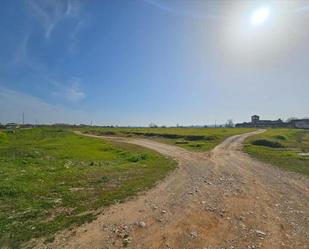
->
205;135;217;141
189;144;202;148
251;139;284;148
175;141;188;144
274;135;287;140
99;131;116;136
184;135;205;141
160;134;182;139
127;153;149;162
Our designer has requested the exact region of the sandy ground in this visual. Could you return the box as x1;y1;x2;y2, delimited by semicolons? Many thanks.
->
30;130;309;249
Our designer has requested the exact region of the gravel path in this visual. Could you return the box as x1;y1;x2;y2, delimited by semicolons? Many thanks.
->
32;130;309;249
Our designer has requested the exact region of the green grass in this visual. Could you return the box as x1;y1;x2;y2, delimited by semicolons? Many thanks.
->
79;127;256;151
0;128;176;248
244;129;309;176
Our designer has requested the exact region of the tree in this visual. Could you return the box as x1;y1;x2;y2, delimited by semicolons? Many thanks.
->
225;119;234;128
149;122;158;128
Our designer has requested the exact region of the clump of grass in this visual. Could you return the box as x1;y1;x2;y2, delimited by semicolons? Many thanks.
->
127;153;149;162
251;139;284;148
274;135;287;140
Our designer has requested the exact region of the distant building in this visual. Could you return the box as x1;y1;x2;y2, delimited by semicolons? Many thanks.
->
5;123;20;129
251;115;259;124
289;119;309;129
236;115;285;128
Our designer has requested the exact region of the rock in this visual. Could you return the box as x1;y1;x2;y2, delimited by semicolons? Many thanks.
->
255;230;266;236
161;210;167;214
207;207;216;212
204;180;212;185
190;231;197;238
156;218;163;223
238;215;246;221
138;221;146;228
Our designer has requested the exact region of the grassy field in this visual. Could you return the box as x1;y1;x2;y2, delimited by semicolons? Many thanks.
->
0;128;176;248
244;129;309;176
79;127;256;151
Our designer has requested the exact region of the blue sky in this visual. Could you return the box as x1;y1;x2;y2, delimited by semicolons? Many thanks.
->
1;0;309;126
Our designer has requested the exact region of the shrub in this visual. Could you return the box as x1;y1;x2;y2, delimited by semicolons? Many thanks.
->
184;135;205;141
274;135;287;140
205;135;217;141
127;153;149;162
160;134;182;139
189;144;202;148
175;141;188;144
99;131;116;136
251;139;284;148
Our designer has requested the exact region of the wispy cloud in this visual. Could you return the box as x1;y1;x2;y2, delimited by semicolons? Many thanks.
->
27;0;82;39
68;19;86;55
16;34;29;62
144;0;226;20
0;86;86;124
10;32;31;65
52;77;86;102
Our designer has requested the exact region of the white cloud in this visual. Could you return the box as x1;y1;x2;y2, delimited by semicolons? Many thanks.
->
0;86;87;124
27;0;82;39
52;78;86;102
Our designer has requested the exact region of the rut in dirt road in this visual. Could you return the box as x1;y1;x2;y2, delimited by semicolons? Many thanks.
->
32;131;309;249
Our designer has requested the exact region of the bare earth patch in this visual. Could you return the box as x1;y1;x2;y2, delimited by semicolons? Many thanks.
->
29;131;309;249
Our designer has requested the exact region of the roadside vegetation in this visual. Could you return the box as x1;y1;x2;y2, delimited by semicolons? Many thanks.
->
0;128;176;248
244;129;309;176
80;127;255;151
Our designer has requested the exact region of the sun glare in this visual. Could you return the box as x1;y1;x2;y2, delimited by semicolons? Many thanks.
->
250;7;270;26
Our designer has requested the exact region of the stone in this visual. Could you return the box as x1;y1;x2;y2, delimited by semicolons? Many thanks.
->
190;231;197;238
255;230;266;236
138;221;146;228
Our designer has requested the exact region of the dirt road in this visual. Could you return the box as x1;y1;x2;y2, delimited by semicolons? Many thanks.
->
33;131;309;249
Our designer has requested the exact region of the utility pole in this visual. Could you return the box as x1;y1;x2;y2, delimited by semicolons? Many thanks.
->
22;112;25;125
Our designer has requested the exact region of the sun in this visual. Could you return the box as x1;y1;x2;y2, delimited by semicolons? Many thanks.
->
250;7;270;26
